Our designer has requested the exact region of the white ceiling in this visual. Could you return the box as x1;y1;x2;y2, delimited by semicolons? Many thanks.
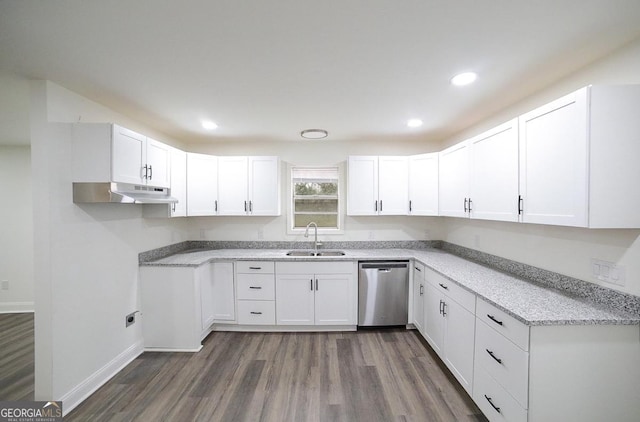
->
1;0;640;145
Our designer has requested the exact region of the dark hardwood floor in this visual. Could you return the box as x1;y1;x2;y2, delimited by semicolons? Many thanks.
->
0;314;485;421
0;313;34;401
67;329;486;422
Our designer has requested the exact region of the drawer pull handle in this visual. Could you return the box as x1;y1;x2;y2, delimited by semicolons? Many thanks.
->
414;266;421;272
486;349;503;364
249;286;262;289
438;283;448;290
250;311;263;315
249;267;262;270
487;314;504;326
484;395;501;413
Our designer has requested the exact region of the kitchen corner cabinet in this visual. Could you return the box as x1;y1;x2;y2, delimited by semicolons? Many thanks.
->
423;268;475;394
139;262;235;351
519;85;640;228
186;152;218;216
72;123;171;188
408;153;439;216
218;156;280;216
169;147;187;217
412;262;425;335
347;156;409;216
439;119;518;222
275;261;356;326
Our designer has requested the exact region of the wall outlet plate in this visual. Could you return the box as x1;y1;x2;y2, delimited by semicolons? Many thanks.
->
125;312;137;327
591;259;626;287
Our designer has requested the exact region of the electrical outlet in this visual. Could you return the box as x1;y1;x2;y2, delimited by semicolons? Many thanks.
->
1;280;8;290
199;229;205;239
591;259;626;287
368;231;375;240
125;311;138;328
257;229;264;240
424;229;431;240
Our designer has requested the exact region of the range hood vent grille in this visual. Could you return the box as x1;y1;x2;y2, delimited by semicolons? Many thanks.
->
73;182;179;204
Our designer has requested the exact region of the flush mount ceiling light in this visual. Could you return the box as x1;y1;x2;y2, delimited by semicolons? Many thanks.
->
300;129;328;139
451;72;478;86
407;119;423;128
202;120;218;130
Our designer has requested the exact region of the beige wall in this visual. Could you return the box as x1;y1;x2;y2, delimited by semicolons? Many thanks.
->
439;37;640;297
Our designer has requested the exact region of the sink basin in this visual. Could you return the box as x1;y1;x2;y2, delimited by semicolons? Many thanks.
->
315;251;346;256
286;250;316;256
285;250;345;257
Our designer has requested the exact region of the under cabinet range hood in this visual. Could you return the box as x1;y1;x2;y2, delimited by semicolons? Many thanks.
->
72;182;179;204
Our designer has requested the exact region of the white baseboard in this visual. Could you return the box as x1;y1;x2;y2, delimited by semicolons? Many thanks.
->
213;324;358;332
60;340;144;416
0;301;35;313
143;345;203;353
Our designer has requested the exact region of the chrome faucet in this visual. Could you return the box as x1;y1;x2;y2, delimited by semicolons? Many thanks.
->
304;222;322;254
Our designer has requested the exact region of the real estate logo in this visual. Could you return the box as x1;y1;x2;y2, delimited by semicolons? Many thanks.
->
0;401;62;422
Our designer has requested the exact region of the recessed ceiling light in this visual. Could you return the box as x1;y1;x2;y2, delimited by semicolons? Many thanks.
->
202;120;218;130
451;72;477;86
300;129;328;139
407;119;423;128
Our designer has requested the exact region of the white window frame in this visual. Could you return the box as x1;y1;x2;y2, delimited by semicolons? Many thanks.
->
287;165;344;234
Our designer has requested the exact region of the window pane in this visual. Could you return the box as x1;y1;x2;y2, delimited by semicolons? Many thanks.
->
294;182;338;196
294;214;338;228
294;198;338;213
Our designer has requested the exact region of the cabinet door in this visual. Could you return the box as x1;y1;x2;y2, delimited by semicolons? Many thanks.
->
378;156;409;215
409;153;439;216
443;298;476;393
439;142;470;218
199;264;215;330
469;119;519;222
412;264;425;335
112;125;145;184
347;156;378;215
424;283;445;356
218;156;248;215
314;273;355;325
276;274;315;325
249;156;280;216
186;153;218;216
519;88;588;227
170;148;187;217
211;262;235;321
145;138;171;188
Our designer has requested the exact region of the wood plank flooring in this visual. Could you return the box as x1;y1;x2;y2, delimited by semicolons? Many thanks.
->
0;313;34;401
67;329;486;422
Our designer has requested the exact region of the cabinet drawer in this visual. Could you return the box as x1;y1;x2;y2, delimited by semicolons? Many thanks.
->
276;261;353;274
475;319;529;408
236;261;275;274
473;366;527;422
477;298;530;351
425;268;475;313
237;274;275;300
237;300;276;325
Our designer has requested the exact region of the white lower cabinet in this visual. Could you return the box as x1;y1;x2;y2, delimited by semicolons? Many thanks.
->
422;268;476;394
474;298;640;422
412;262;425;335
139;261;235;351
236;261;276;325
275;261;356;326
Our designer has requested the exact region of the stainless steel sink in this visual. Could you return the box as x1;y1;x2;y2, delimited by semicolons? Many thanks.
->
285;250;345;257
315;251;346;256
286;250;316;256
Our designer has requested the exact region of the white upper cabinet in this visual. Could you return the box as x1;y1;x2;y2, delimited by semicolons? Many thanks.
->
519;89;589;227
438;142;470;218
72;123;171;188
217;156;249;215
519;85;640;228
186;152;218;216
169;147;187;217
468;119;519;222
217;156;280;216
347;156;409;215
408;153;439;216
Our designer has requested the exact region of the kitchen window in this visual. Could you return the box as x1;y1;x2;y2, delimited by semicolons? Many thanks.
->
290;167;340;231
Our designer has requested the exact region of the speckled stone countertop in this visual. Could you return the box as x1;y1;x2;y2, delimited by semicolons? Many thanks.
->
141;247;640;327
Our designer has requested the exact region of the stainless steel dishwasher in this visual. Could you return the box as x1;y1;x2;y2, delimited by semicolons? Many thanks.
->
358;261;409;326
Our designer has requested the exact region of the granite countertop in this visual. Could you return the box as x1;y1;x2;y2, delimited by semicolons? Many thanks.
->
142;247;640;327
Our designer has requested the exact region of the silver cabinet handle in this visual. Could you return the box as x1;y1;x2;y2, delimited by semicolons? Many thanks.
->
310;279;313;291
315;279;319;291
214;200;218;212
438;283;448;290
374;200;378;212
148;165;153;180
244;201;247;212
249;266;262;270
249;286;262;289
249;200;253;212
419;284;424;296
250;311;262;315
379;200;383;212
